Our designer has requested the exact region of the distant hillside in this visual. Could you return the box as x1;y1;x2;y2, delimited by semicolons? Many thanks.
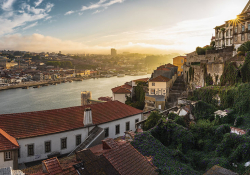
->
145;54;180;69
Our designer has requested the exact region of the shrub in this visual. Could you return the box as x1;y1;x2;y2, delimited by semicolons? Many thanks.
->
143;111;163;131
235;116;244;127
193;101;216;121
196;47;206;55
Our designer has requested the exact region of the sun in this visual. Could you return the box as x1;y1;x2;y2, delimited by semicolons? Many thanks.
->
228;16;244;26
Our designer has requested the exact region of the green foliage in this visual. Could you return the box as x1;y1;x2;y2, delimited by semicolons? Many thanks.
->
174;116;187;128
191;87;218;106
205;74;213;86
219;109;236;125
143;111;163;131
189;67;194;81
168;113;179;120
233;84;250;114
210;41;215;47
196;47;206;55
125;83;145;110
238;41;250;55
193;101;216;121
220;62;241;86
235;116;244;127
241;52;250;83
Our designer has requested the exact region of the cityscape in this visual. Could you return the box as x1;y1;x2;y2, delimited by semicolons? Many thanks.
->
1;0;250;175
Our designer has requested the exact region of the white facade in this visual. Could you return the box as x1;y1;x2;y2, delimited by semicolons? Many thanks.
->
99;113;142;139
0;152;14;169
112;93;130;104
16;113;141;164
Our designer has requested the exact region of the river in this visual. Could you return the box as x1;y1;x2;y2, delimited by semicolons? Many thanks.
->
0;75;150;114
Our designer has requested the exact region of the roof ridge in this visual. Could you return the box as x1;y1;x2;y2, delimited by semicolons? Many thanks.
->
0;128;19;147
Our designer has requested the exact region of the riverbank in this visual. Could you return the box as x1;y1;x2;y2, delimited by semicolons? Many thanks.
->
0;77;92;91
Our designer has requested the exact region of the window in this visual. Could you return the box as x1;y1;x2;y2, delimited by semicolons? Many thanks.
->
45;141;51;153
104;128;109;137
248;33;250;40
61;138;67;149
242;25;245;32
135;119;139;128
242;34;245;41
76;135;81;146
181;59;183;63
235;35;238;42
151;89;155;94
28;144;34;156
230;39;233;45
226;39;228;45
152;83;155;86
4;151;12;161
181;66;183;69
226;30;229;36
248;23;250;31
18;149;20;158
126;122;130;131
115;125;120;135
230;29;232;36
235;26;238;33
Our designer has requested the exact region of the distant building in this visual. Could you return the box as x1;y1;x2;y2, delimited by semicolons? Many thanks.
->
214;1;250;51
173;56;187;76
59;51;61;54
111;48;117;56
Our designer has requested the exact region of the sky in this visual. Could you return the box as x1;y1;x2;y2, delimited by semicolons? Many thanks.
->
0;0;249;54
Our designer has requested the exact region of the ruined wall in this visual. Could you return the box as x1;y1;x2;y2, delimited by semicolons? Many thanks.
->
206;63;224;85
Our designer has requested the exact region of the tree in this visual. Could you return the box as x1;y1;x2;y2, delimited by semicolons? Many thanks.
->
238;41;250;55
196;47;206;55
143;111;163;131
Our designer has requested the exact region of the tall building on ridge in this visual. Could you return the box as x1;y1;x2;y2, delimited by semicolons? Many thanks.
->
111;48;117;56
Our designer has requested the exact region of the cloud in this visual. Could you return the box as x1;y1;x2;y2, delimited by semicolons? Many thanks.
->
23;22;38;30
1;0;15;11
0;2;54;36
81;0;124;12
65;10;74;15
34;0;43;7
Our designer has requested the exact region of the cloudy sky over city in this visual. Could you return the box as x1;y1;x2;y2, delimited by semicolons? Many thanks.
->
0;0;248;54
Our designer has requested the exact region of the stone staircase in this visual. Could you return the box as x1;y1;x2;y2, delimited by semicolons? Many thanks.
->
68;126;104;156
167;76;186;108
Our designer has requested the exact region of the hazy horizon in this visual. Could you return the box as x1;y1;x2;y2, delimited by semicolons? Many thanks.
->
0;0;248;54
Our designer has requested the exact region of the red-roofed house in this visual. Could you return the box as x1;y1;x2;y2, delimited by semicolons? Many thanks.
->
0;129;19;169
111;84;132;103
0;101;143;167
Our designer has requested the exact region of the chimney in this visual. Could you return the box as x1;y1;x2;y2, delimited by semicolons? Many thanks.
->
84;107;93;126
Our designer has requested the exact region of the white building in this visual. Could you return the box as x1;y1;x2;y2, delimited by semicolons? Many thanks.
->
0;101;143;169
112;84;132;103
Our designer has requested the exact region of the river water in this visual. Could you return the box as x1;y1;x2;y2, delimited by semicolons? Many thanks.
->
0;75;150;114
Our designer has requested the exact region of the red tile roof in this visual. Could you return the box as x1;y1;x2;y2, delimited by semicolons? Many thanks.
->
112;84;132;94
98;97;112;102
42;157;63;175
103;143;158;175
156;67;171;71
132;78;149;82
149;75;171;82
0;128;19;151
0;101;142;139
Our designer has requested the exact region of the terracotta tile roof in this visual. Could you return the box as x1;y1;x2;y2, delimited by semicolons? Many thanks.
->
0;128;19;151
0;101;142;139
42;157;63;175
165;63;178;68
132;78;149;82
24;155;78;175
98;96;112;102
156;67;171;71
103;143;158;175
149;75;171;82
76;149;120;175
112;84;132;94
